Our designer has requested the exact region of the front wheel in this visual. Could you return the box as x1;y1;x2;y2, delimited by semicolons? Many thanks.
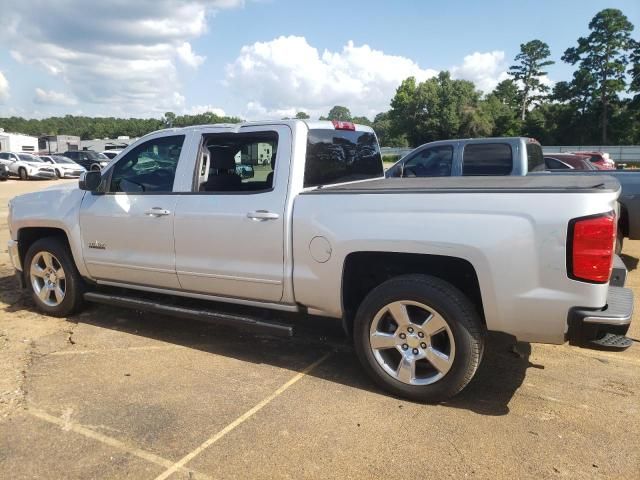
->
353;274;484;402
19;167;28;180
55;168;62;178
24;237;86;317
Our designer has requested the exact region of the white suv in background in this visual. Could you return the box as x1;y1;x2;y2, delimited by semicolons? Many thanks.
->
101;150;122;160
39;154;87;178
0;152;57;180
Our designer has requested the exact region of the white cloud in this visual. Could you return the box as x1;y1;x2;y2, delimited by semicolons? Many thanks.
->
183;104;227;116
0;71;9;103
34;88;78;106
225;36;438;119
450;51;510;92
177;42;206;68
0;0;242;114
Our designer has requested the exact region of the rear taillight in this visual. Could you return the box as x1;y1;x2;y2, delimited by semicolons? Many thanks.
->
567;212;616;283
332;120;356;131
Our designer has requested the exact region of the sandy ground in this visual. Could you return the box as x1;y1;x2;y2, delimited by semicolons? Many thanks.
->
0;178;638;479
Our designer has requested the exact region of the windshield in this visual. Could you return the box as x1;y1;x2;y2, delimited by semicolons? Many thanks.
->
52;156;76;164
86;151;108;160
19;154;42;162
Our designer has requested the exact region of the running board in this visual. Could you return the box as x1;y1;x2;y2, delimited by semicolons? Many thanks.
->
83;292;293;337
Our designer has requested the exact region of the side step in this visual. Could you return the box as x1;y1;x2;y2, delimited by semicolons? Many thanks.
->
589;333;633;351
84;292;293;337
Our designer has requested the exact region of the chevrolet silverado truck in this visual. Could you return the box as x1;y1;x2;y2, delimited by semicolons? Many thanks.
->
385;137;640;251
7;120;635;401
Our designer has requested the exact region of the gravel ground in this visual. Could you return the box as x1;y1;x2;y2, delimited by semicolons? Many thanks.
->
0;178;638;479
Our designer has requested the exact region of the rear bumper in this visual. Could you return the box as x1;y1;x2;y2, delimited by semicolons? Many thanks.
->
567;286;634;345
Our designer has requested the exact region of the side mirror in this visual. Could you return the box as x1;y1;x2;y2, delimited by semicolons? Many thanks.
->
79;171;102;191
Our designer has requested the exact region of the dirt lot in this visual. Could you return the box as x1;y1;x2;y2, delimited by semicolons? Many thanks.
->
1;178;639;479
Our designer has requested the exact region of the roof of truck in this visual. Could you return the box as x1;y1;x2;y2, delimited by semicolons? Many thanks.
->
143;120;375;139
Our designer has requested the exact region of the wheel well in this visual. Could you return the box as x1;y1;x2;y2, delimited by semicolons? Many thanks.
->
342;252;485;335
619;205;629;237
18;227;69;266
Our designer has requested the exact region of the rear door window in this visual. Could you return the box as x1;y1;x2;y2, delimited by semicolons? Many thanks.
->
462;143;513;176
304;129;382;188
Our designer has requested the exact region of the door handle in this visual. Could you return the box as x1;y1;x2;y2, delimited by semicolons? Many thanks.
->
145;207;171;217
247;210;280;221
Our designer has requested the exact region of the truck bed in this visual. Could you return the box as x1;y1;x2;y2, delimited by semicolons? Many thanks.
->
306;175;621;194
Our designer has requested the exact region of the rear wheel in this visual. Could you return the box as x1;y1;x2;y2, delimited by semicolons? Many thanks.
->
25;237;85;317
353;274;484;402
19;167;28;180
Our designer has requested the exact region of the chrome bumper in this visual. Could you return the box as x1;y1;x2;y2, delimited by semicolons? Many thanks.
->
32;171;56;179
8;240;22;271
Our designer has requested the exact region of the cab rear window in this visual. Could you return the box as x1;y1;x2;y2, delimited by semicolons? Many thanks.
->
526;142;545;172
304;129;383;188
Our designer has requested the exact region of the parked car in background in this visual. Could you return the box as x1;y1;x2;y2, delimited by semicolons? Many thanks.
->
39;155;87;178
101;150;122;160
0;152;56;180
0;163;8;181
385;137;546;178
6;120;634;402
63;150;110;171
570;151;615;170
544;153;598;171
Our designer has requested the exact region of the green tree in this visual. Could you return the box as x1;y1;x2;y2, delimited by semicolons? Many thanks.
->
387;72;491;146
371;112;408;147
295;111;310;119
509;40;554;121
629;39;640;93
163;112;176;128
325;105;352;121
491;79;520;109
351;115;372;126
562;8;634;144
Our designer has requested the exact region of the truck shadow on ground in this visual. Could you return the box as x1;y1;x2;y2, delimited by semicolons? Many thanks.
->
1;276;538;416
620;254;638;272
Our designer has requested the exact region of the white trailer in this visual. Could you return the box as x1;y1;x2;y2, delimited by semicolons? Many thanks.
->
0;130;39;153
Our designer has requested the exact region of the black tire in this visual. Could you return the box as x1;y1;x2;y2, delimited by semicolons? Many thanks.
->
55;168;62;179
353;274;484;402
19;167;28;180
615;228;623;255
24;237;86;317
90;164;101;172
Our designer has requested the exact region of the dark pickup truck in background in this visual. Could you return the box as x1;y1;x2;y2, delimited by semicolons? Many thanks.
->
385;137;639;251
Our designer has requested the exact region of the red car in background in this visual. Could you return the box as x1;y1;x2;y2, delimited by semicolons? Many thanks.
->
570;151;616;170
544;153;598;170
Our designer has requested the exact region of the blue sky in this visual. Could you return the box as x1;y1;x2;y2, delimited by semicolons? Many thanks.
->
0;0;638;120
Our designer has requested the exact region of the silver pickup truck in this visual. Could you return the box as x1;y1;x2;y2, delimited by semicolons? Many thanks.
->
385;137;640;251
7;120;635;401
